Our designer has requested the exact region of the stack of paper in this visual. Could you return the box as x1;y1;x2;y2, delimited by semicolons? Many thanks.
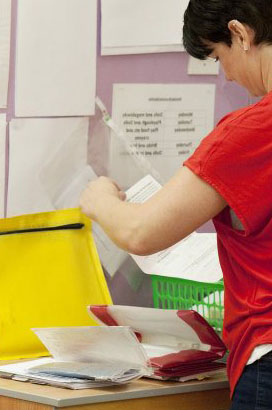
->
0;326;149;389
89;305;226;380
0;307;226;387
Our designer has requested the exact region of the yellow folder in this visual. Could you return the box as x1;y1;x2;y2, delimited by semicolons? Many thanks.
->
0;208;112;360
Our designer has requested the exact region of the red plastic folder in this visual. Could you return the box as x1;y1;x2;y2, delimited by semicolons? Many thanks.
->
88;305;226;380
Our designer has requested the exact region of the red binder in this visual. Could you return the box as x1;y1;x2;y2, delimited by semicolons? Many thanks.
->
88;305;226;380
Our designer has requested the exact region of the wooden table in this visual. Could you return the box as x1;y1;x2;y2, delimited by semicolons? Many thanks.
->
0;372;230;410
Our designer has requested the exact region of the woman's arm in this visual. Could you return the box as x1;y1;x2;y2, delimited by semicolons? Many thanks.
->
79;166;227;255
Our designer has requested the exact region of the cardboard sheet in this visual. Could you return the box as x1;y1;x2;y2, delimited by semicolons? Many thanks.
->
110;83;215;185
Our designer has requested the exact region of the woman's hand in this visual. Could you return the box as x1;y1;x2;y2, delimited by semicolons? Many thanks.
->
80;176;126;220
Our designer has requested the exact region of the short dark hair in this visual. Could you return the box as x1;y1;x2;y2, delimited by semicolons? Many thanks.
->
183;0;272;60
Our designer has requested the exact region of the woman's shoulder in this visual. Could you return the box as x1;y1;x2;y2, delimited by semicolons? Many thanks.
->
188;94;272;168
217;92;272;130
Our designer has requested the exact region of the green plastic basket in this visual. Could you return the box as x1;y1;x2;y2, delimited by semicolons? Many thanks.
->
151;275;224;332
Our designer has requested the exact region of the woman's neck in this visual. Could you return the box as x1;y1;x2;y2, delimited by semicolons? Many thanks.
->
260;46;272;93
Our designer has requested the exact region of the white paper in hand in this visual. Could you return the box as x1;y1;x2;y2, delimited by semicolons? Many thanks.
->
126;175;223;283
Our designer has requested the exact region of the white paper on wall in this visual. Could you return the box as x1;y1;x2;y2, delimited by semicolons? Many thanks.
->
0;114;6;217
7;117;89;217
110;84;215;185
188;56;220;76
0;0;11;108
101;0;189;55
15;0;97;117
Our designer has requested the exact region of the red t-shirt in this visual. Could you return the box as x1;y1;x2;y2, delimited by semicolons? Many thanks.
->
184;91;272;397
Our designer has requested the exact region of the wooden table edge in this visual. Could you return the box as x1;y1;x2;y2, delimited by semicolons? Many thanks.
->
0;376;230;407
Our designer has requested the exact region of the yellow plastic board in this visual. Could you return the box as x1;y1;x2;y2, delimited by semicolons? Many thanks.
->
0;208;112;359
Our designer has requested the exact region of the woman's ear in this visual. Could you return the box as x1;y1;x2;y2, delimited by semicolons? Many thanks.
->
228;20;251;51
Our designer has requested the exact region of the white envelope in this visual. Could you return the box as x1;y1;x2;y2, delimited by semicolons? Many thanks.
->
125;175;223;283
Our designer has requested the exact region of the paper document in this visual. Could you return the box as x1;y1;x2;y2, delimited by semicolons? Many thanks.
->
0;0;11;108
110;84;215;185
126;175;222;283
15;0;97;116
32;327;147;368
101;0;189;55
29;361;142;384
8;118;89;217
0;114;6;217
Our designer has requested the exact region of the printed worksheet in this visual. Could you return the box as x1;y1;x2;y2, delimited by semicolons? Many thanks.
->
101;0;189;55
126;175;223;283
15;0;97;116
110;84;215;186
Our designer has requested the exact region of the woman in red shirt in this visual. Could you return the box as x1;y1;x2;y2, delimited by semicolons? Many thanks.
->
80;1;272;408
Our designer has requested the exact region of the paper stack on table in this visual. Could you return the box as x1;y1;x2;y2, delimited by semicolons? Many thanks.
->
0;326;149;389
0;306;226;387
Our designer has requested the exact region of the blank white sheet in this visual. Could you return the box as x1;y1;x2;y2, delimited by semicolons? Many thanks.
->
8;117;89;217
0;114;6;217
0;0;11;108
15;0;97;117
101;0;189;55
